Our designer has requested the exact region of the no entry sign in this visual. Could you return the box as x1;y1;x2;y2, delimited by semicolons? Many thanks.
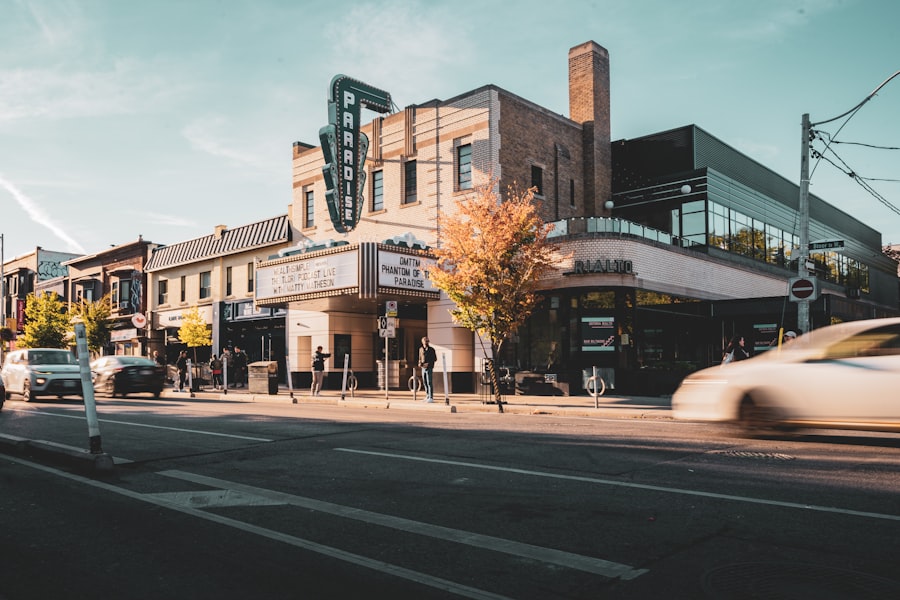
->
788;277;818;302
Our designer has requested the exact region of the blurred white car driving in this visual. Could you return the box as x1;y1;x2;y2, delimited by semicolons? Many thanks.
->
672;317;900;434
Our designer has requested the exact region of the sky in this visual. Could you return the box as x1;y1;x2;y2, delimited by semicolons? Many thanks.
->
2;0;899;261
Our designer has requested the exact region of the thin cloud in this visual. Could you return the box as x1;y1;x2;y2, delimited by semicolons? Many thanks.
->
0;173;86;253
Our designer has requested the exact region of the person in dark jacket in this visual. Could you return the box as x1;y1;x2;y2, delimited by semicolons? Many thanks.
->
175;351;189;392
311;346;331;396
418;336;437;402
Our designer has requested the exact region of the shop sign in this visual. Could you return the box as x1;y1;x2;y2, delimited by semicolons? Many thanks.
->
572;259;634;275
111;328;137;342
256;252;358;300
378;251;436;291
319;75;392;233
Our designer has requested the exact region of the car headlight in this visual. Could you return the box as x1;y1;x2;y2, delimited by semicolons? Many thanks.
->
35;377;47;385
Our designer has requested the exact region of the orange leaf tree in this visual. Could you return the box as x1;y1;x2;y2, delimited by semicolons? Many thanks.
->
429;181;559;410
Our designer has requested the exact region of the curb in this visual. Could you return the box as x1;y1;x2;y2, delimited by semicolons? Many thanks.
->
0;433;115;472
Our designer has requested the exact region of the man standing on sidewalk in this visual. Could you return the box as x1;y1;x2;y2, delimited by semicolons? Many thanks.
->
418;337;437;403
311;346;330;396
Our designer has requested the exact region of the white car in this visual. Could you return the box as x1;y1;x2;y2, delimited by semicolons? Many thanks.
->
672;317;900;434
1;348;85;402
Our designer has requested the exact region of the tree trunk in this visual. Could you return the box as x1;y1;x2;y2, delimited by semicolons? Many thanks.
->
487;358;504;413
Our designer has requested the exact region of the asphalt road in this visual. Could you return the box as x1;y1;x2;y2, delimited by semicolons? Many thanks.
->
1;395;899;599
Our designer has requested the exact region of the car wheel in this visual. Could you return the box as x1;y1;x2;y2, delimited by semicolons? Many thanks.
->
738;393;777;435
23;379;35;402
104;379;116;398
152;389;162;399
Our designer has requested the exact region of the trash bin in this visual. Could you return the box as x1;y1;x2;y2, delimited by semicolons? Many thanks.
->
248;361;278;394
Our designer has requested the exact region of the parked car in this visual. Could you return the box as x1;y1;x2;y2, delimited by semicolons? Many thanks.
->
672;317;900;434
1;348;84;402
0;376;5;410
90;356;166;398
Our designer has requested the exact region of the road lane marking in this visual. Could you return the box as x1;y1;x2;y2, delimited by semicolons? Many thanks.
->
336;448;900;523
4;407;272;442
2;455;514;600
159;469;647;580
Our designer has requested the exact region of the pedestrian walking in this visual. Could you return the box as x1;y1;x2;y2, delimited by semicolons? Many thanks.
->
209;354;223;390
233;346;248;388
311;346;330;396
418;336;437;402
175;350;189;392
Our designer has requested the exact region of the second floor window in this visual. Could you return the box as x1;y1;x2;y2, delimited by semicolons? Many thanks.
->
372;170;384;211
199;271;211;299
226;266;233;296
531;165;544;196
180;275;186;303
305;190;314;228
158;279;168;305
404;160;417;204
247;262;254;293
458;144;472;190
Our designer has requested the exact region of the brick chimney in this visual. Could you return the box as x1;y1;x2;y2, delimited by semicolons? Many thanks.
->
569;41;611;216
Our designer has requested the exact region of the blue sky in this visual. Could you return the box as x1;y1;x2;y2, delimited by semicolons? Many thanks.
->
2;0;899;260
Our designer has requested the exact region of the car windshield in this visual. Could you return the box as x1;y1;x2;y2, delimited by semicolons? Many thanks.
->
30;350;77;365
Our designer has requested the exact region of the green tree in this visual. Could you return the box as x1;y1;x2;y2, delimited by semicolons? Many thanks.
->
69;294;113;355
429;181;560;411
18;292;70;349
178;305;211;362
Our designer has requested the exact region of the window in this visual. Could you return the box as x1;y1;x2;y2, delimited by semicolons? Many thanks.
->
403;160;417;204
457;144;472;190
247;262;254;293
158;279;168;305
305;190;314;228
199;271;211;299
569;179;575;207
111;279;131;307
531;165;544;196
226;266;233;296
372;170;384;211
180;275;186;302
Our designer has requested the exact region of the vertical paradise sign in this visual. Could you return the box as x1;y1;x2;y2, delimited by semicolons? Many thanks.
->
319;75;392;233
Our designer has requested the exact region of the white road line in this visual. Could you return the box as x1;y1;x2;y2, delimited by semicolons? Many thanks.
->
336;448;900;523
159;469;647;581
2;455;513;600
4;407;272;442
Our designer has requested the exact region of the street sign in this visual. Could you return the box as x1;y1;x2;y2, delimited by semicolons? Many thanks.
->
809;239;845;252
386;300;398;317
377;316;396;338
788;277;818;302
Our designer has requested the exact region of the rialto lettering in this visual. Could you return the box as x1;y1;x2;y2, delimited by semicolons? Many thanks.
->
573;259;634;274
319;75;392;233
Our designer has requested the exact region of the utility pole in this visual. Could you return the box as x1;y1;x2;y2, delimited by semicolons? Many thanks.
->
798;114;811;335
798;71;900;335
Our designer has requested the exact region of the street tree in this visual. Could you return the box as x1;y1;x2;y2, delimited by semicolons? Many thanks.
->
18;292;70;349
69;294;112;355
429;180;560;411
178;305;211;363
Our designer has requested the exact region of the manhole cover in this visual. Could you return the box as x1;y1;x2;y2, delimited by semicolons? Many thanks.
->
702;562;900;599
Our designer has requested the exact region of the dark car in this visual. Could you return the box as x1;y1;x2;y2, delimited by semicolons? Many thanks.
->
0;376;5;410
91;356;165;398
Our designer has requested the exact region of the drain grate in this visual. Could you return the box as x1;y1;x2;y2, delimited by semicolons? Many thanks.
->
702;562;900;599
713;450;795;461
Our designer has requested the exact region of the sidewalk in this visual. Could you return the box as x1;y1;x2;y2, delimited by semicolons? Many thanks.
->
163;383;673;420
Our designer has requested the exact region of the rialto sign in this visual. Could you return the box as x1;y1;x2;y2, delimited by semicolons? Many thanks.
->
319;75;392;233
570;258;634;275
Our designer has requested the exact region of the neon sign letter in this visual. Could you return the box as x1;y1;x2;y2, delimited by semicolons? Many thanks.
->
319;75;392;233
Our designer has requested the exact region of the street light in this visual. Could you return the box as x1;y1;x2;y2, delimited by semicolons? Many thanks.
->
798;70;900;334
